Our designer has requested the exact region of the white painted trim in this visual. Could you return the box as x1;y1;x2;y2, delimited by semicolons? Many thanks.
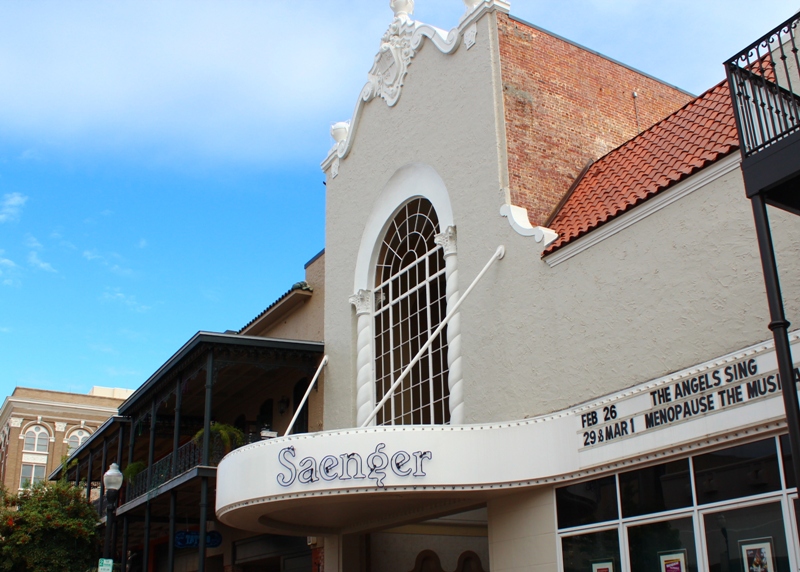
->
353;163;454;292
544;154;741;267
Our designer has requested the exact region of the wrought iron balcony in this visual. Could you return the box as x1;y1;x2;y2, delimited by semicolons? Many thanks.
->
725;13;800;157
124;439;232;504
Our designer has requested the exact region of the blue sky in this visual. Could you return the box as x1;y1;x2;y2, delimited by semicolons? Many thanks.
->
0;0;796;397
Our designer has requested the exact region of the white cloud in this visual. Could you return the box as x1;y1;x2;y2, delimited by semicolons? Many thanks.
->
18;148;41;161
89;343;118;355
110;264;133;277
0;193;27;223
84;249;134;276
28;251;56;272
101;287;150;312
24;234;42;249
0;327;11;333
104;366;139;377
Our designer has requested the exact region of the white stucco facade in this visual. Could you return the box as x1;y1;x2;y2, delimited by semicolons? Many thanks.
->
217;3;800;571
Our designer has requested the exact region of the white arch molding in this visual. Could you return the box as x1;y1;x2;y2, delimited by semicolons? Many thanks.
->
350;163;464;425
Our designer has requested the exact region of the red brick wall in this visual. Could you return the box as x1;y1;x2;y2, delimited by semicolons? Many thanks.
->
497;13;693;226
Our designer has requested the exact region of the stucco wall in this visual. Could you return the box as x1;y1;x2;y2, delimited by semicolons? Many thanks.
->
322;8;800;430
324;11;506;430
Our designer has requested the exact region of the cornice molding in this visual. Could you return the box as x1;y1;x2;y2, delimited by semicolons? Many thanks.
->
321;1;510;174
544;154;741;267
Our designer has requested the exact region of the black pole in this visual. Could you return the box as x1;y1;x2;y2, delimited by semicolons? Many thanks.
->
103;488;118;561
168;490;177;572
113;423;124;554
120;515;129;572
751;193;800;531
85;448;93;501
198;351;214;572
143;402;157;571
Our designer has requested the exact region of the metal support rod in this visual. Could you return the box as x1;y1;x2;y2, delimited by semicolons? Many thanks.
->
147;400;157;490
285;355;329;436
361;245;506;427
85;448;93;501
121;515;129;571
126;419;135;505
168;489;177;572
202;352;213;466
143;500;151;572
100;439;108;504
198;477;209;572
750;193;800;533
172;377;182;476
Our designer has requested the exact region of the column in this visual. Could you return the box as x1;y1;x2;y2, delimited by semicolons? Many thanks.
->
434;225;463;424
349;289;374;427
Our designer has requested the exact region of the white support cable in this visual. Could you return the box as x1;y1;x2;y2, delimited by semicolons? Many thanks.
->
284;355;329;437
360;245;506;428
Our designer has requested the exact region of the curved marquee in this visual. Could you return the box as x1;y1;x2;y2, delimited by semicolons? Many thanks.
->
216;333;799;535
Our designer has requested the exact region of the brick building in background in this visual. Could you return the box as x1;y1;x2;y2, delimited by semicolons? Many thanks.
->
0;386;131;491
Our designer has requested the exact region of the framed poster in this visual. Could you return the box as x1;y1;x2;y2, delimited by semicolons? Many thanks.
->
591;560;614;572
739;537;775;572
658;550;687;572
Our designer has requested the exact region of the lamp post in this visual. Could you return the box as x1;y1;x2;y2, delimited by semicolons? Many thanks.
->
103;463;124;562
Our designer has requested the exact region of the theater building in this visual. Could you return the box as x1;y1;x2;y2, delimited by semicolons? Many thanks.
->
216;2;800;572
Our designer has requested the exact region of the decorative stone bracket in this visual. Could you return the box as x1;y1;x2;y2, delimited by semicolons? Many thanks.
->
500;204;558;246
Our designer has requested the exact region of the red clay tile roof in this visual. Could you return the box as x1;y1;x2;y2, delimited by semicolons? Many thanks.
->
544;81;739;255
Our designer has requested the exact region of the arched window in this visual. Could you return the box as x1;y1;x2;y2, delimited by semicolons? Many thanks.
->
67;429;90;455
23;425;49;453
373;198;449;425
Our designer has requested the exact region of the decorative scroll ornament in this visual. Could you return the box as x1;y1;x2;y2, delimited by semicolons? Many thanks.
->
364;4;418;107
9;417;22;428
55;422;67;432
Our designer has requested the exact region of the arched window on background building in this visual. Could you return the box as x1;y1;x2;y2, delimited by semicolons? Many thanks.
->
373;198;450;425
23;425;49;453
66;428;90;455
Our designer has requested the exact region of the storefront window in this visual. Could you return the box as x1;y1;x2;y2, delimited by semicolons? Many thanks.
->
703;502;790;572
562;529;620;572
627;517;697;572
558;435;798;572
693;438;781;505
620;459;693;518
557;476;618;529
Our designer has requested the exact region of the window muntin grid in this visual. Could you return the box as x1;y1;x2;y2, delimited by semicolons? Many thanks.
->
374;198;449;426
67;429;90;455
19;463;45;488
23;425;49;453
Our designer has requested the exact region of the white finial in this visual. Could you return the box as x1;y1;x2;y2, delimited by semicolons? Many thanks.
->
390;0;414;18
463;0;482;10
331;122;349;143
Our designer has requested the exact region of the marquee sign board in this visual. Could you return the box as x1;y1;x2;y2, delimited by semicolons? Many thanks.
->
216;333;800;534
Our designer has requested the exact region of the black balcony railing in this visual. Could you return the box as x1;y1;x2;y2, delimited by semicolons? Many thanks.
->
124;439;232;504
725;12;800;157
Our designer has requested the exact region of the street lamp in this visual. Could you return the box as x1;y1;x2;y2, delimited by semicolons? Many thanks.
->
103;463;124;562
